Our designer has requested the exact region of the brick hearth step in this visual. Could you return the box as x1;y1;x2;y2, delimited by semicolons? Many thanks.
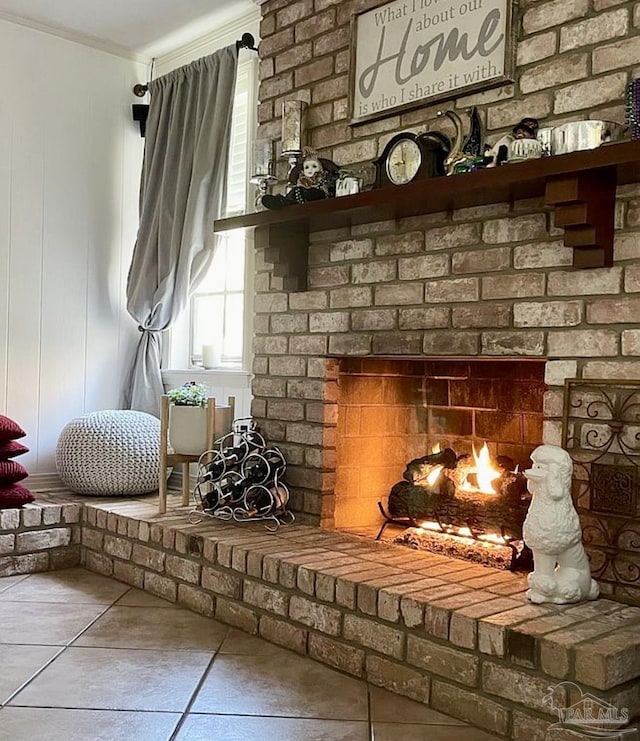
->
4;492;639;740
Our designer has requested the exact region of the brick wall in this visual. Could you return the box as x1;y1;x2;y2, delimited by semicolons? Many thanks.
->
0;503;82;576
252;0;640;525
257;0;637;171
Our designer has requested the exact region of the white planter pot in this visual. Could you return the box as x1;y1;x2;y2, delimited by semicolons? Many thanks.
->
168;405;207;455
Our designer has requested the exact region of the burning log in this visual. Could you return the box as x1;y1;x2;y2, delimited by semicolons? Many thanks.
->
387;477;529;538
385;443;530;539
382;441;533;570
403;447;457;484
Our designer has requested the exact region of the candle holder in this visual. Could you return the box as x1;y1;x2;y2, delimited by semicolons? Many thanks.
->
249;139;277;211
281;100;308;188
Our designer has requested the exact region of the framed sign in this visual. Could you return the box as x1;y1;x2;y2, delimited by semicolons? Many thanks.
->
349;0;515;125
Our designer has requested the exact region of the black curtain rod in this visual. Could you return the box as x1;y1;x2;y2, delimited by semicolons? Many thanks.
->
133;33;258;97
236;32;258;52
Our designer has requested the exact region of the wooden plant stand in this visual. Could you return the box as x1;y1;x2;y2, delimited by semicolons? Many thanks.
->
158;395;235;514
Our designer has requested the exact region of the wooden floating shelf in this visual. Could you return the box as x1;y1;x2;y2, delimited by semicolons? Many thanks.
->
214;141;640;290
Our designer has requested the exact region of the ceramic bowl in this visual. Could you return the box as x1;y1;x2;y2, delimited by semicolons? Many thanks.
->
507;138;544;162
551;120;627;155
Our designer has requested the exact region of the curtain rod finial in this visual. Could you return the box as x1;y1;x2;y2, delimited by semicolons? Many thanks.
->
236;32;258;52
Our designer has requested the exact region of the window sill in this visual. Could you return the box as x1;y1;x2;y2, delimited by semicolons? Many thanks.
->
163;367;251;375
162;368;252;388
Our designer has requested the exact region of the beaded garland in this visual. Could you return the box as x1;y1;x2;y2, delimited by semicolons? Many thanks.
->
625;79;640;140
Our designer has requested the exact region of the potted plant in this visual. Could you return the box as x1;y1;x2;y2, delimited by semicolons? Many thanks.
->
166;382;209;455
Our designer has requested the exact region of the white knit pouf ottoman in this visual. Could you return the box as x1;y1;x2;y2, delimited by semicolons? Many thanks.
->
56;410;161;496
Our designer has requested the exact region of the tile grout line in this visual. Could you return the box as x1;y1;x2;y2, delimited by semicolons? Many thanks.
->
0;645;66;709
168;625;231;741
368;684;375;741
4;702;181;714
1;580;130;708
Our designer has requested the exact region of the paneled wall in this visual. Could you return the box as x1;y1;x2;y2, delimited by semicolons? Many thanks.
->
0;20;146;475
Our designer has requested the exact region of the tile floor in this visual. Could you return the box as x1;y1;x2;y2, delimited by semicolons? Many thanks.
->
0;568;502;741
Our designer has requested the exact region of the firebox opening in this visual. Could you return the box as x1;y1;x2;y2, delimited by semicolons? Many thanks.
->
334;357;546;566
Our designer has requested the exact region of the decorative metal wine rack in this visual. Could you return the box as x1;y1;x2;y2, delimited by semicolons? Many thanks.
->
189;418;294;532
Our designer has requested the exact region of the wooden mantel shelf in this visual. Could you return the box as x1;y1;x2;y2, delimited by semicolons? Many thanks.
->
214;141;640;291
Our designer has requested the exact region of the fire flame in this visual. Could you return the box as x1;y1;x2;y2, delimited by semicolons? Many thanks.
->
479;532;509;544
426;464;443;487
460;442;501;495
419;521;442;532
418;520;508;545
432;443;441;454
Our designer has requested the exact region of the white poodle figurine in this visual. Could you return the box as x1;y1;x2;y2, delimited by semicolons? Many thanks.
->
523;444;599;604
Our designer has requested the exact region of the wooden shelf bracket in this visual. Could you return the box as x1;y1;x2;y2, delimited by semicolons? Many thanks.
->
256;220;309;292
545;166;617;269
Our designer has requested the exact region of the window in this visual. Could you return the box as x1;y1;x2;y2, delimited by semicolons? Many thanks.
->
168;57;256;372
190;231;246;367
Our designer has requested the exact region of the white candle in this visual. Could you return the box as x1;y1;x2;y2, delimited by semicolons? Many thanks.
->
252;138;273;177
282;100;307;155
202;345;219;369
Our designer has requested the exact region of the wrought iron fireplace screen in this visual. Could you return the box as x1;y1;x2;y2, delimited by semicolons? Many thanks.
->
562;378;640;602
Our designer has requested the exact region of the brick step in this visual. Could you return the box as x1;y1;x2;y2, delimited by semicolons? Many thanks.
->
25;493;636;741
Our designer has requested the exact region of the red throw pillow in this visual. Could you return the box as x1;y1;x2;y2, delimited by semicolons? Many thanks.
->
0;460;28;483
0;415;26;443
0;441;29;460
0;483;34;509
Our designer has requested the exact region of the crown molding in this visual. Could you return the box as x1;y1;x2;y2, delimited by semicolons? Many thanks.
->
0;11;149;63
154;8;259;70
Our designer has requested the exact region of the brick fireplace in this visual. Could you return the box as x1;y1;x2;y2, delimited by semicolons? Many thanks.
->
333;357;545;532
250;189;640;600
238;3;640;731
243;199;640;734
251;0;640;554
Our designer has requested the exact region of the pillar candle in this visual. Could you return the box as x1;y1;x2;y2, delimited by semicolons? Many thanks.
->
252;139;273;177
202;345;219;369
281;100;307;155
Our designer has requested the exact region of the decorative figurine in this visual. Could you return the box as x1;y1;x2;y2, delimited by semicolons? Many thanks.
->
523;445;599;604
436;108;492;175
512;117;539;139
485;116;543;166
262;149;339;210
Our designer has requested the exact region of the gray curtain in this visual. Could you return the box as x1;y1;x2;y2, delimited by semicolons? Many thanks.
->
124;45;238;416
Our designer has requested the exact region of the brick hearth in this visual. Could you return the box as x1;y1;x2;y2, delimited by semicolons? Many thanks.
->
4;492;638;740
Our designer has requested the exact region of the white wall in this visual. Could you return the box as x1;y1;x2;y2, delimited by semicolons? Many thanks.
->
0;19;146;476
